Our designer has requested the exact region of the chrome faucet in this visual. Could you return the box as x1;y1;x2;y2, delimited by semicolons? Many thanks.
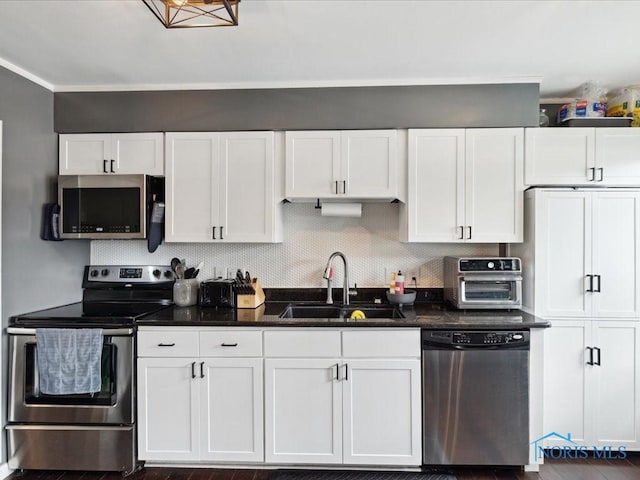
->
323;251;350;305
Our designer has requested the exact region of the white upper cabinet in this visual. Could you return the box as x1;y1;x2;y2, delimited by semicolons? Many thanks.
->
165;131;282;243
525;127;640;186
403;128;524;243
528;189;640;319
59;133;164;175
285;130;398;200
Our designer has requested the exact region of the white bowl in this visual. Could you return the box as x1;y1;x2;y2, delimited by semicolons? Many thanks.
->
386;290;417;306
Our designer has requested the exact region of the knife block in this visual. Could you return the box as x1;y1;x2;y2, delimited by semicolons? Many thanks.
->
236;280;265;309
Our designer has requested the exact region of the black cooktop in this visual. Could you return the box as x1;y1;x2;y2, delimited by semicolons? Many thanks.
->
10;302;172;327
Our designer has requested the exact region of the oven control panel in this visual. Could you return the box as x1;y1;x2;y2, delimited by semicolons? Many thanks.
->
84;265;175;284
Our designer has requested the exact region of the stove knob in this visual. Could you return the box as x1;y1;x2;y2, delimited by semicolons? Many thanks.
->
101;268;110;277
152;269;161;278
487;261;495;269
90;269;99;278
164;270;173;279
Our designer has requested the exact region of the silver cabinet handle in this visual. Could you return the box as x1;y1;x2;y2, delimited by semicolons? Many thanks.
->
588;168;595;181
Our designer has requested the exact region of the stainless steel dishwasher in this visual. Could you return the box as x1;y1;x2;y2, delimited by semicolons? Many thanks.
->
422;329;529;466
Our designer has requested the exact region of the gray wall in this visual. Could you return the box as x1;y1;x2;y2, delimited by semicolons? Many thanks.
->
0;65;90;460
54;83;539;133
0;66;89;318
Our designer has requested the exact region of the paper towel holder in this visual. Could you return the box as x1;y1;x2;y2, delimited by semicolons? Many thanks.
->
315;200;363;218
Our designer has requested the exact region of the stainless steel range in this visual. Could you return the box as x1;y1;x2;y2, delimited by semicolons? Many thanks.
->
7;265;173;474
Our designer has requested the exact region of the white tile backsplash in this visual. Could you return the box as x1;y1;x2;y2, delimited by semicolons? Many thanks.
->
91;203;497;288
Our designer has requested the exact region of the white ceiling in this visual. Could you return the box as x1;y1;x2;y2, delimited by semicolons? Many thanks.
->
0;0;638;99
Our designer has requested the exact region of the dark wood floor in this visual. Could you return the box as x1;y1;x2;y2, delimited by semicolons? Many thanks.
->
8;456;640;480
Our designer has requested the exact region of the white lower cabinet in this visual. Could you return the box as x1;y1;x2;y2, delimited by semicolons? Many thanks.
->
342;359;422;465
137;329;263;463
264;329;422;466
138;357;200;461
543;320;640;449
138;327;421;466
265;358;343;464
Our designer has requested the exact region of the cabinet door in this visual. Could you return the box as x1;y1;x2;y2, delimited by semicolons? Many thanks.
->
342;359;421;466
137;358;199;461
165;133;218;242
200;358;264;462
595;128;640;185
542;321;592;448
536;191;592;317
592;322;640;448
59;134;111;174
264;358;342;464
592;192;640;318
524;128;595;185
406;129;465;242
285;131;341;198
465;128;524;242
112;133;164;175
218;132;281;242
341;130;398;198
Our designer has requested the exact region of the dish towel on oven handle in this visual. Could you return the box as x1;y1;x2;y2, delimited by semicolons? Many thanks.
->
35;328;103;395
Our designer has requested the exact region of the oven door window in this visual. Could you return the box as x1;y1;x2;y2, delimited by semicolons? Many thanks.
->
24;341;117;405
463;281;516;301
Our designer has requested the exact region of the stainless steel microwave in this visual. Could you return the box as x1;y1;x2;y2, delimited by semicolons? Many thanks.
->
58;174;164;239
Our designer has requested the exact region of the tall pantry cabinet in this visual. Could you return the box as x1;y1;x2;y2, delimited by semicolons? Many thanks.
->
512;188;640;450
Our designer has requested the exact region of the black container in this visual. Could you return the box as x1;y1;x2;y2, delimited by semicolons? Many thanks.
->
198;279;235;308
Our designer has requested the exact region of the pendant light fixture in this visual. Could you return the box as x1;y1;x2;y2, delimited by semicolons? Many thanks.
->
142;0;239;28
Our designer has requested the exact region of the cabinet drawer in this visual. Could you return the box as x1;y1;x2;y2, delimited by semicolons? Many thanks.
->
137;330;199;357
342;329;420;357
264;330;341;357
199;330;262;357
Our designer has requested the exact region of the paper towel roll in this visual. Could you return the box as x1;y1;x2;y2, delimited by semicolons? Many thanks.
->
320;203;362;217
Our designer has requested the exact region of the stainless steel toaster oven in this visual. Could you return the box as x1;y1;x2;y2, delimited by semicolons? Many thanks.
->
444;256;522;309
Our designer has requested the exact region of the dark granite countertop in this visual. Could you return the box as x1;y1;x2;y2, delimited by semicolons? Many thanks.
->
137;301;550;330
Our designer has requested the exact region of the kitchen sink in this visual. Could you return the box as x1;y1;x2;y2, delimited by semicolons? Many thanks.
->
278;303;405;319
